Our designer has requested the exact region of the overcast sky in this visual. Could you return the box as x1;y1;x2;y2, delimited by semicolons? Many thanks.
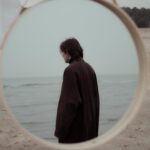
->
117;0;150;8
0;0;140;78
18;0;150;8
1;0;148;78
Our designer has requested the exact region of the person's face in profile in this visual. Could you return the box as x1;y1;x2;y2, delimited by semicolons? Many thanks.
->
60;50;71;63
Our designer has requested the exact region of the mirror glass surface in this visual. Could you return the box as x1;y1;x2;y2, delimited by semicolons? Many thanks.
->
1;0;139;143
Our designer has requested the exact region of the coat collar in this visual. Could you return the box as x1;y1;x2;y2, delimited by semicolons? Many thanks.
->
69;57;83;64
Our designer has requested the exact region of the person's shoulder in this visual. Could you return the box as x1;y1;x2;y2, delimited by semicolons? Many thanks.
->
84;61;96;74
64;65;74;75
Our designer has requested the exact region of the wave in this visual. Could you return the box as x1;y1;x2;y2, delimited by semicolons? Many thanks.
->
107;118;119;122
3;85;9;88
20;83;47;87
3;82;57;88
22;121;46;125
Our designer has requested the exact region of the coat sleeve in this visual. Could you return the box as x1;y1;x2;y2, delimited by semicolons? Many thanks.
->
54;67;82;139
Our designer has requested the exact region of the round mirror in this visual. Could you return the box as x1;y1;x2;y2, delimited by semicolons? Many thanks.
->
1;0;139;144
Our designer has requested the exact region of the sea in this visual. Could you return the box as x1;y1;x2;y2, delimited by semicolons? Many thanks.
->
2;74;138;143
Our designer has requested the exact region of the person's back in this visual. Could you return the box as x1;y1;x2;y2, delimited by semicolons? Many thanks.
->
54;37;100;143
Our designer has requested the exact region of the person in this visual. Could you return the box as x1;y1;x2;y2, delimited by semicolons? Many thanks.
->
54;37;100;144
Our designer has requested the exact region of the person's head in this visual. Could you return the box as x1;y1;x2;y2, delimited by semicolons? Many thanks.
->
59;37;84;63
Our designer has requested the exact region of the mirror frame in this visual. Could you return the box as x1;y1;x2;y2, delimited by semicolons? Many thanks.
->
0;0;149;150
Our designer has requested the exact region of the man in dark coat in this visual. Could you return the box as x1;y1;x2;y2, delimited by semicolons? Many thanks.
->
54;38;100;144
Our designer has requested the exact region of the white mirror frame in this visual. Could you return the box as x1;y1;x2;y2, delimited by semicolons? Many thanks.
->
0;0;149;149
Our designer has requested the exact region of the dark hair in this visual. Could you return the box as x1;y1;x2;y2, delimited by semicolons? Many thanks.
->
60;37;83;59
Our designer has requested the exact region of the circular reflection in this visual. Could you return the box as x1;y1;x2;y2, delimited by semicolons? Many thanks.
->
1;0;139;144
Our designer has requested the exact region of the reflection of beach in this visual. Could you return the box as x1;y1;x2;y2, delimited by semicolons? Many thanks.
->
2;28;150;143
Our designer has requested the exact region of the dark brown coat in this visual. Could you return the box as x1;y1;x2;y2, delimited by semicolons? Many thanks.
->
54;57;100;143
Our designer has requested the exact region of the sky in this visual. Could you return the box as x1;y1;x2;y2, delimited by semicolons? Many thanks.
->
117;0;150;8
17;0;150;8
18;0;150;8
0;0;140;78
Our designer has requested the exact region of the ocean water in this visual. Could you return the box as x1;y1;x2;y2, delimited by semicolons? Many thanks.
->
2;74;138;143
